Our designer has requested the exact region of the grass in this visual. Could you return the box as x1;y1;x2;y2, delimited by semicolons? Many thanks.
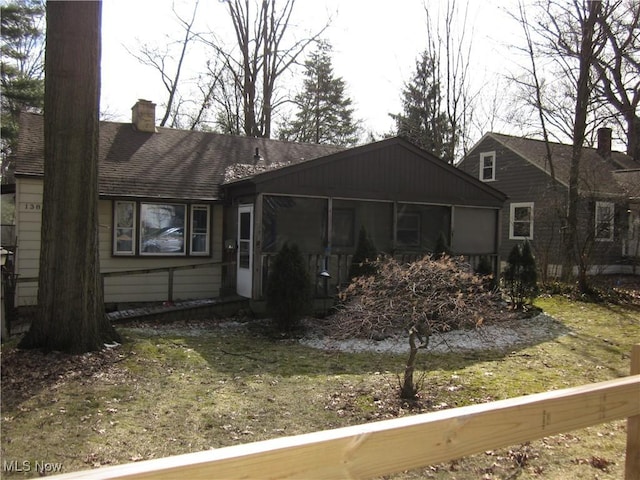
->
1;294;639;479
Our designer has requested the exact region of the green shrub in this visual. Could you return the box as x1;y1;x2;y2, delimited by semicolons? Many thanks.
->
265;243;311;334
348;226;378;279
503;240;538;309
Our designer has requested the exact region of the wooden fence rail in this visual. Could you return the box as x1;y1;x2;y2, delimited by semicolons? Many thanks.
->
49;345;640;480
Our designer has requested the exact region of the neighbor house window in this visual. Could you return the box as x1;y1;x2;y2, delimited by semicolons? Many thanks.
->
113;201;211;256
191;205;210;254
480;151;496;181
595;201;614;241
510;202;534;239
113;201;136;255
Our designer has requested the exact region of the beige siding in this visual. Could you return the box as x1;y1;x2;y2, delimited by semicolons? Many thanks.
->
15;178;43;305
15;176;223;306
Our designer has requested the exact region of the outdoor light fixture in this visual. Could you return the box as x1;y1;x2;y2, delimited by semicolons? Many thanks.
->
0;248;8;267
319;269;331;278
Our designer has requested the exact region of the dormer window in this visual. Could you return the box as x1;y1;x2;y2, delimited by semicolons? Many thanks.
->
480;151;496;182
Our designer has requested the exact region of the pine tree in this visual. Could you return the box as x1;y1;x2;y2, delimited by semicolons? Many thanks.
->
279;41;360;146
390;50;454;163
1;0;45;180
348;226;378;280
266;243;312;334
503;241;538;309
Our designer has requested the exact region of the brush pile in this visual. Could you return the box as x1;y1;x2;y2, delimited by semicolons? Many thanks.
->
326;255;507;340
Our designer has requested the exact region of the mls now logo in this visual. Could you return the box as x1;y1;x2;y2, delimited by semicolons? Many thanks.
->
3;460;63;474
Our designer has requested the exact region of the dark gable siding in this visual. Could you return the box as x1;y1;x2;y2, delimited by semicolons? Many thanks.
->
251;141;505;207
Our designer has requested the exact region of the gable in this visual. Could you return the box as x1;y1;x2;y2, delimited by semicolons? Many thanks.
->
463;133;632;198
227;138;506;208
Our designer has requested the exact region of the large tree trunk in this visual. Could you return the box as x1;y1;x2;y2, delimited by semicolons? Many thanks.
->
19;0;120;353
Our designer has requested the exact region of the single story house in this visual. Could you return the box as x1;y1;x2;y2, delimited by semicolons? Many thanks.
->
13;100;506;309
458;130;640;278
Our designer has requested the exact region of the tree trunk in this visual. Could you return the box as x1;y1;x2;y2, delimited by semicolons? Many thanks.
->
628;114;640;162
19;0;120;353
561;0;600;290
401;326;428;400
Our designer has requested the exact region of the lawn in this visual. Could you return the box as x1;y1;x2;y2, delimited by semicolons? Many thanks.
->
1;294;639;479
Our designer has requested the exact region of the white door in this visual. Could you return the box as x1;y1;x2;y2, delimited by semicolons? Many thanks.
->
236;204;254;298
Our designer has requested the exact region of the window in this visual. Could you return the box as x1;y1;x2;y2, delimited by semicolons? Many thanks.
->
509;202;534;239
113;201;211;256
595;201;614;241
140;203;186;254
480;151;496;182
191;205;210;255
332;208;355;247
397;212;421;247
114;201;136;255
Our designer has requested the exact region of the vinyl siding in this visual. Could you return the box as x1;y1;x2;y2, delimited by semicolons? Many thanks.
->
15;176;223;306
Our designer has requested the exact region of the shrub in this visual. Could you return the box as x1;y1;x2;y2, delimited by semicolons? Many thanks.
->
503;241;538;309
265;243;311;334
348;226;378;280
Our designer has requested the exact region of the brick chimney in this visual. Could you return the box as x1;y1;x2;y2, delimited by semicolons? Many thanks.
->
597;127;612;158
131;99;157;133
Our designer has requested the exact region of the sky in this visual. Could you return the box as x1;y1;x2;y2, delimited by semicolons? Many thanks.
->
100;0;522;139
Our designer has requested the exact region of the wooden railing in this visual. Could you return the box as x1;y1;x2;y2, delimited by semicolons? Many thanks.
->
261;252;499;298
50;345;640;480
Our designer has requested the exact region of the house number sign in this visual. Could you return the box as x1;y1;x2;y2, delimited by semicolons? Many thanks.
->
21;202;42;211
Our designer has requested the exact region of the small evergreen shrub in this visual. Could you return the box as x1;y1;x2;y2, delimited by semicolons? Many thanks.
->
266;243;311;334
348;226;378;279
475;255;493;276
503;240;538;309
434;231;451;257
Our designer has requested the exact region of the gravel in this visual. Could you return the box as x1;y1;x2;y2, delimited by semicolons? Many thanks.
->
299;313;568;354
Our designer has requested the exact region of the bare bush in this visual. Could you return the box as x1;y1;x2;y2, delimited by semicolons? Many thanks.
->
328;254;504;341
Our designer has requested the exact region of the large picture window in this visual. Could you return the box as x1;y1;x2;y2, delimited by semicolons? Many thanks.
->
113;201;210;256
509;202;534;240
595;201;614;241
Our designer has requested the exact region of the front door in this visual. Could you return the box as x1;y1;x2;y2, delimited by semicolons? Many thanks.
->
236;204;254;298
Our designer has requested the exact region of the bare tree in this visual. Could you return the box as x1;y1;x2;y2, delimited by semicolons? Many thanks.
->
127;1;201;128
592;1;640;159
210;0;329;138
19;0;120;353
422;0;476;162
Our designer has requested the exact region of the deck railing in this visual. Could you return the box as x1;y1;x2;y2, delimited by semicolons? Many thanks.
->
261;252;499;297
49;345;640;480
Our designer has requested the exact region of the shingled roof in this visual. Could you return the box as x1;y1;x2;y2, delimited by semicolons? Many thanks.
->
14;112;342;201
487;132;639;197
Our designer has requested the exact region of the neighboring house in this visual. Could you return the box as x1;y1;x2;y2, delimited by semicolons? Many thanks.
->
13;100;506;308
458;130;640;278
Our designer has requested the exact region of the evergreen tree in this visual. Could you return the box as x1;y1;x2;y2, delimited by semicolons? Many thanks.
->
390;50;454;163
266;243;312;334
279;41;360;146
503;241;538;309
1;0;45;181
348;226;378;279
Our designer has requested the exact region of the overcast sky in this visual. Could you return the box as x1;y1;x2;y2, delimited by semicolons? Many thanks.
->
100;0;522;140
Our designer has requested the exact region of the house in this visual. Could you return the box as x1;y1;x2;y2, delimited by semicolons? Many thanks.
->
12;100;506;310
458;130;640;278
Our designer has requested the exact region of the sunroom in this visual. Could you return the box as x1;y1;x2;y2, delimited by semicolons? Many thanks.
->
222;137;507;301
